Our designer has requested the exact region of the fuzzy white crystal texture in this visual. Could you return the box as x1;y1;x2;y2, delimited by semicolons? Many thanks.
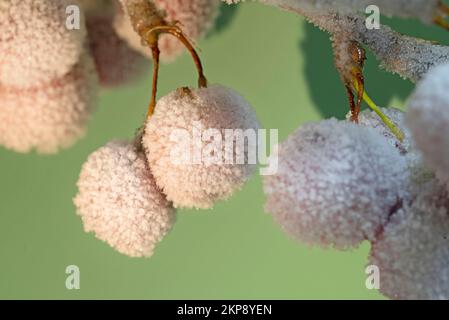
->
74;141;175;258
263;119;410;249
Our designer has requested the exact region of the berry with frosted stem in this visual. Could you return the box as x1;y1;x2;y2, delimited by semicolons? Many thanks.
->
119;0;208;117
142;85;261;209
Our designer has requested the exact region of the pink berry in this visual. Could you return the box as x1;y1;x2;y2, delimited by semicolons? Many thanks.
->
0;0;86;88
0;53;98;153
369;180;449;299
142;85;261;209
74;140;175;258
263;119;409;249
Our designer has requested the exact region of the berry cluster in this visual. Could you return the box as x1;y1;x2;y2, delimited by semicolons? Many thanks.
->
72;0;259;257
0;0;219;153
2;0;449;300
75;84;260;257
264;63;449;299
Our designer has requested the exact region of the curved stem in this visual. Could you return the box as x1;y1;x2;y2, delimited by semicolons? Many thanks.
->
143;25;208;119
148;45;160;118
353;80;405;142
146;25;208;88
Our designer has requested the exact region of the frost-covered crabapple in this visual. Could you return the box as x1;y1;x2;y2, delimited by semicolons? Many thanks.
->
74;140;175;258
142;84;261;209
0;0;86;88
406;62;449;189
0;53;98;154
369;180;449;300
263;119;410;249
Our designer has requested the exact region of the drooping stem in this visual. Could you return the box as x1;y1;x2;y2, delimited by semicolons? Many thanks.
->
148;45;160;118
142;25;208;118
145;25;208;89
122;0;208;118
353;80;405;142
167;28;208;88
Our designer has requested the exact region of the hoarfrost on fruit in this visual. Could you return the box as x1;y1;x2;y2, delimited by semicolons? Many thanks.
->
0;53;98;154
263;119;409;249
0;0;86;87
407;62;449;189
143;84;261;209
369;180;449;300
74;140;175;258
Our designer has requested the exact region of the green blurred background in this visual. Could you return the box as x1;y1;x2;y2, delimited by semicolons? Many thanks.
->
1;2;448;299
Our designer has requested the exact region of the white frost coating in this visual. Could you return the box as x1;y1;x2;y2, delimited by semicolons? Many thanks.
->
407;63;449;190
0;53;98;154
369;180;449;300
224;0;449;83
115;0;220;62
223;0;440;23
354;108;432;199
74;141;175;258
263;119;409;249
350;108;411;151
0;0;86;88
143;85;261;209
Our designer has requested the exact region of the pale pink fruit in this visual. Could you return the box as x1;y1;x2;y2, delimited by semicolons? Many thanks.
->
143;85;260;209
0;0;86;88
74;140;175;258
0;54;98;154
263;119;409;249
369;180;449;300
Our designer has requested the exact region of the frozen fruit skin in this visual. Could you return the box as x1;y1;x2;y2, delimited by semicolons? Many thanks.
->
85;3;147;87
406;63;449;190
115;0;220;62
74;140;175;258
369;180;449;300
350;108;411;152
143;85;261;209
0;0;86;88
354;108;432;198
0;53;98;154
263;119;409;249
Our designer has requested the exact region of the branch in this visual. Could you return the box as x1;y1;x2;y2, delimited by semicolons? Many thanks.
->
224;0;445;23
224;0;449;82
